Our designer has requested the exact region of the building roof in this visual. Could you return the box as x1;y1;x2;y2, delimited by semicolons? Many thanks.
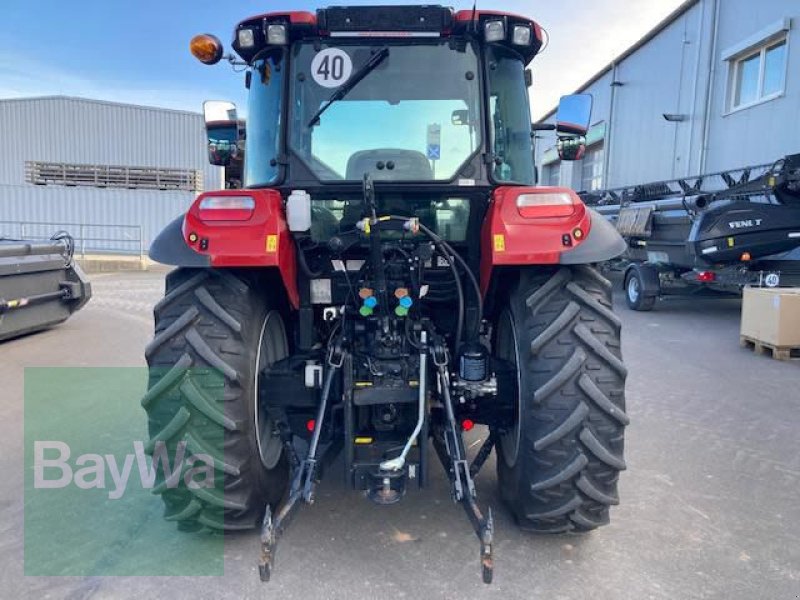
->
0;95;201;116
536;0;700;122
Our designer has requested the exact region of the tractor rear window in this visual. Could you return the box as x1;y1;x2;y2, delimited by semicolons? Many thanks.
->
289;41;482;183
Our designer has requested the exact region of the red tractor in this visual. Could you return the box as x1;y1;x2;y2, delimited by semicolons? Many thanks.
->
146;5;628;583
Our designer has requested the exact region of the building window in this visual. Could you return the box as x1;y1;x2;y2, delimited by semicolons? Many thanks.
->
580;144;604;192
26;161;203;192
727;36;787;111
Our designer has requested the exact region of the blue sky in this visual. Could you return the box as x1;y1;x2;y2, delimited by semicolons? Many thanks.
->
0;0;684;119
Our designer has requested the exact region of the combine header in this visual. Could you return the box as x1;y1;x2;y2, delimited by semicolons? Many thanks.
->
581;154;800;309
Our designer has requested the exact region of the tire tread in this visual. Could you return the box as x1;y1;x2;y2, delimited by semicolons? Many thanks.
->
144;268;288;532
497;266;627;532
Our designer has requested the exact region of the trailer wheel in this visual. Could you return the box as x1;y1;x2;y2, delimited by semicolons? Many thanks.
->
143;268;289;531
624;267;656;311
495;266;628;532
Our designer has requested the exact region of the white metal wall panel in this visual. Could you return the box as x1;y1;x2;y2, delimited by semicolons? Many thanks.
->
0;96;219;189
602;3;704;188
705;0;800;173
534;0;799;190
0;183;194;252
0;96;220;253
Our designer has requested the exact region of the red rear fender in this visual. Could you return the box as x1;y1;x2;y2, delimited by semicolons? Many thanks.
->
479;186;592;295
183;189;299;308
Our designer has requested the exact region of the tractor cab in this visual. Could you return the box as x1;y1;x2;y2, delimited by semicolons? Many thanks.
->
192;6;590;194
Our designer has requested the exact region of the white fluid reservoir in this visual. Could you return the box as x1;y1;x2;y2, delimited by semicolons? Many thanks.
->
287;190;312;232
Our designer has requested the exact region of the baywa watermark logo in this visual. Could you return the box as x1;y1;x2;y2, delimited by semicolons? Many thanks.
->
33;440;216;500
24;367;225;576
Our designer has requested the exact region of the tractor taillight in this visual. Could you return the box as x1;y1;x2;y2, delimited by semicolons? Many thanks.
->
198;196;256;221
516;192;577;219
696;271;716;282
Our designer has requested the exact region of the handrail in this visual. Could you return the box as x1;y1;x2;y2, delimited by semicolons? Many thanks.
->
0;220;144;260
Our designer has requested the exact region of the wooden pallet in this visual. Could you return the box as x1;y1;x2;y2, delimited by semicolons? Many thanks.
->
740;336;800;361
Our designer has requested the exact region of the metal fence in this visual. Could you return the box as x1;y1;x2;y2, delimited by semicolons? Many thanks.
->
0;221;144;259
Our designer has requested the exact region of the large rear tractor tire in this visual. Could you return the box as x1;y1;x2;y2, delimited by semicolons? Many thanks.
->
143;268;290;531
494;266;628;532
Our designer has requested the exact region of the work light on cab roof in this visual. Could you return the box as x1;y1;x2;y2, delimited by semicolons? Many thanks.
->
188;7;544;66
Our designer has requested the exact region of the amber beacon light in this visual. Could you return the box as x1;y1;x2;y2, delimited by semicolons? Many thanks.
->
190;33;223;65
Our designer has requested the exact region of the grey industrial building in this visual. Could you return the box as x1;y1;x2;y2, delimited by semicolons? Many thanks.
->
0;96;219;254
535;0;799;193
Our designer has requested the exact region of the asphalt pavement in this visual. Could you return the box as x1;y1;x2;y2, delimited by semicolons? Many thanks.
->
2;270;799;599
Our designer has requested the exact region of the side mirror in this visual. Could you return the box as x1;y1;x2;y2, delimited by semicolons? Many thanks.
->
555;93;592;135
203;100;239;166
451;109;469;126
554;93;592;161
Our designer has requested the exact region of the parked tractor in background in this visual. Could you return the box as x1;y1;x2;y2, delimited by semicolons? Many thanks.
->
144;5;629;583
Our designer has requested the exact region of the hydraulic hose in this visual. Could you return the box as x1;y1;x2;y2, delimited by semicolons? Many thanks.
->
376;215;484;352
444;247;466;354
349;213;482;352
416;222;483;345
437;237;483;336
297;242;324;278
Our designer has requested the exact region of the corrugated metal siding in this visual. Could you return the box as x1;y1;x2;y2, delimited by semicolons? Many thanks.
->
535;0;799;189
603;4;704;187
0;96;220;252
0;96;219;187
0;183;194;253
